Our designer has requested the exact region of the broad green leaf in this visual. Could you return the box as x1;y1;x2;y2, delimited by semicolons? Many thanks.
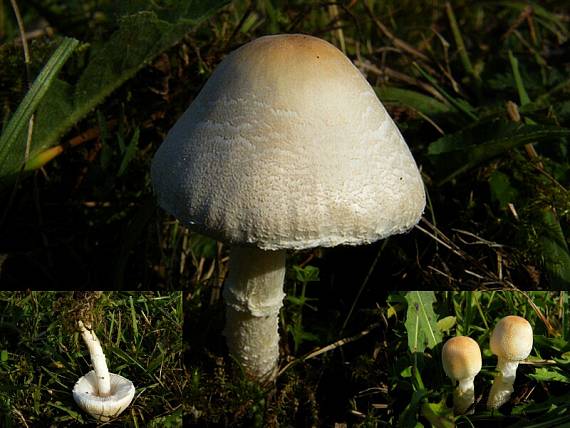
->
0;37;79;178
539;208;570;288
398;389;428;428
400;366;413;378
287;323;318;352
375;86;452;116
293;265;320;283
529;367;570;383
436;316;456;334
286;295;318;306
405;291;442;353
489;171;519;209
427;119;570;184
421;400;455;428
148;408;183;428
189;234;218;259
2;1;229;183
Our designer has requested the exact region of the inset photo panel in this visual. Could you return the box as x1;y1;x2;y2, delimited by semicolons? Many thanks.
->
0;291;183;426
387;291;570;427
185;256;391;426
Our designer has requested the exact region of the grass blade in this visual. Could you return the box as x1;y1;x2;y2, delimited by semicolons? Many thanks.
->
508;50;531;106
414;63;478;121
445;2;476;80
0;37;79;175
375;86;452;116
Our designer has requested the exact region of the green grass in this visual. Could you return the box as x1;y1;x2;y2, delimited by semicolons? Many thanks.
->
389;291;570;427
0;291;183;426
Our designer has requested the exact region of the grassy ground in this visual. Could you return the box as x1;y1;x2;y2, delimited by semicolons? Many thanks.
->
0;0;569;426
0;291;183;427
389;291;570;427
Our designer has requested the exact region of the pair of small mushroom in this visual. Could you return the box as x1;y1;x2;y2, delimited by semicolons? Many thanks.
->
442;315;533;414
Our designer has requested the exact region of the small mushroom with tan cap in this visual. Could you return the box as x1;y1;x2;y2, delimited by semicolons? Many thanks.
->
487;315;533;409
442;336;482;414
73;321;135;421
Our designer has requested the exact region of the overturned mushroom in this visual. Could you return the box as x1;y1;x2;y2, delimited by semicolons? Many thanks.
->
73;320;135;421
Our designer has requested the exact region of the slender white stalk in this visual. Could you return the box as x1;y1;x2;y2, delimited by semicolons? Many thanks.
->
454;376;476;415
78;320;111;396
487;358;520;409
223;246;286;382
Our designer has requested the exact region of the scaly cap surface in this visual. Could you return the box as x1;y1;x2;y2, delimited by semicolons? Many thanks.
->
490;315;533;361
152;34;425;249
442;336;482;381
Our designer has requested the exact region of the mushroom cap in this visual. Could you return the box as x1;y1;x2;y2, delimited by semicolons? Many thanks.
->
490;315;533;361
73;370;135;422
151;34;425;250
442;336;482;381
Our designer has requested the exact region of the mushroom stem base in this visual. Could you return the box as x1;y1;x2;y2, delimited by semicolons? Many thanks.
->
453;377;475;415
487;358;520;409
223;246;286;382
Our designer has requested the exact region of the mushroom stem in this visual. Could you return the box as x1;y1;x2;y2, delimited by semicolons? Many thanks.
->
454;376;476;415
487;357;520;409
222;246;286;382
78;320;111;397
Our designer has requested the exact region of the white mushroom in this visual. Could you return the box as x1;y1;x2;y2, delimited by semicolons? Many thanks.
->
441;336;482;414
151;34;425;382
487;315;533;409
73;320;135;421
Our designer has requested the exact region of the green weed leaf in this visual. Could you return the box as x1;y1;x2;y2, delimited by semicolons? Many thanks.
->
286;322;318;353
405;291;442;353
436;316;456;334
398;389;428;428
0;37;79;178
489;171;519;209
428;119;570;184
539;208;570;288
376;86;452;116
421;399;455;428
529;367;570;383
293;265;320;283
3;1;229;182
148;408;183;427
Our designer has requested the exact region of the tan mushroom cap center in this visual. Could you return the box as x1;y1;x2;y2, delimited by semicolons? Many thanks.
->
442;336;482;380
490;315;533;361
